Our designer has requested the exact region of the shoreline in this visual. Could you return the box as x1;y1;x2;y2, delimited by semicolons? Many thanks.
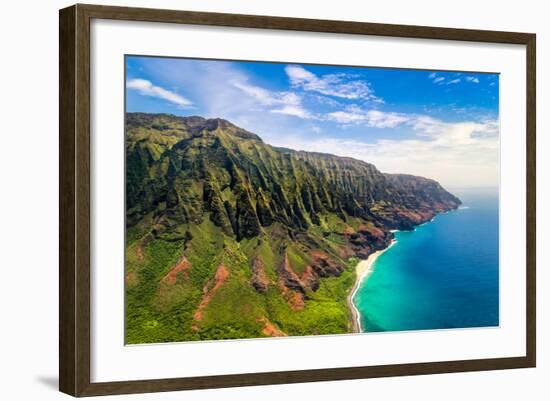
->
347;207;460;333
348;239;397;333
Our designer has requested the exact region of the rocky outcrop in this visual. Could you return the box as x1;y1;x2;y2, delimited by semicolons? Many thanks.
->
276;254;306;294
300;265;319;291
310;251;345;278
296;252;347;293
251;257;270;293
343;224;394;259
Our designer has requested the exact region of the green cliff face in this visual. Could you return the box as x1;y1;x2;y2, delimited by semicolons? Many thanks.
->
125;112;461;343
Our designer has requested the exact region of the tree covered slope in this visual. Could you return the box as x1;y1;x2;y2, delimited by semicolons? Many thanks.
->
125;112;461;343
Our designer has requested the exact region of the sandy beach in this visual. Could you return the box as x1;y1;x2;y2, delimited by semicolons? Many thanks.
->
348;240;397;333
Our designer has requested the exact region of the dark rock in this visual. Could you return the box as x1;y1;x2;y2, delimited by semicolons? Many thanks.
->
251;257;270;293
276;254;306;294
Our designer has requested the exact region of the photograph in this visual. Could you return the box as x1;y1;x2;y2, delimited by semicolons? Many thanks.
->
124;55;500;344
1;0;543;398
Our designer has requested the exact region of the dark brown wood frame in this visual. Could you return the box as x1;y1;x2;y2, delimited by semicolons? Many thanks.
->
59;3;536;397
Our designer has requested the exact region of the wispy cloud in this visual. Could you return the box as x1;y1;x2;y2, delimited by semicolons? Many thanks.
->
232;81;312;119
285;65;382;102
431;72;482;87
126;79;193;108
311;94;343;108
271;105;312;119
327;105;410;128
231;81;291;106
232;77;419;128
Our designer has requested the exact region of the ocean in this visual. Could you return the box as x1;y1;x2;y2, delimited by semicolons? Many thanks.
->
353;189;499;333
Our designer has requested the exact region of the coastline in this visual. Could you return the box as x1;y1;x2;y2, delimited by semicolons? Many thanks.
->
348;239;397;333
347;206;461;333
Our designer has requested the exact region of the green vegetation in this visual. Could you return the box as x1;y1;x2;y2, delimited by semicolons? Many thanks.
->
125;112;461;344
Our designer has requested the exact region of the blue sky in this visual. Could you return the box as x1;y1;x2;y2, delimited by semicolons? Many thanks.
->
126;56;500;188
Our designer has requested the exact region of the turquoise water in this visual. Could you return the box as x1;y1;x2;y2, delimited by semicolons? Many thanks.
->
354;189;499;332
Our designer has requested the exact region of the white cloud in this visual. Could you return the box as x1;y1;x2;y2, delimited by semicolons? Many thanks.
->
409;115;445;135
311;94;342;107
327;105;411;128
447;78;461;85
126;79;193;108
271;105;312;119
428;72;437;79
231;81;296;106
366;110;411;128
433;76;445;84
285;65;381;101
232;80;313;119
465;76;480;83
266;117;499;188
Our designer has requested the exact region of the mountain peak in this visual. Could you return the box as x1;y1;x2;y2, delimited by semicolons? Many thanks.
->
197;117;262;141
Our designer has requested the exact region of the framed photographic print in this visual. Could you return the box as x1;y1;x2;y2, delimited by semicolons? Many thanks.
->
59;4;536;397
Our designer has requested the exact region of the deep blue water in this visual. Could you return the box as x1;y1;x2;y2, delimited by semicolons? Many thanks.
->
354;189;499;332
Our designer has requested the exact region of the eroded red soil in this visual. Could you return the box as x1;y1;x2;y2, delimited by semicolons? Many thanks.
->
193;264;229;321
162;256;191;285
